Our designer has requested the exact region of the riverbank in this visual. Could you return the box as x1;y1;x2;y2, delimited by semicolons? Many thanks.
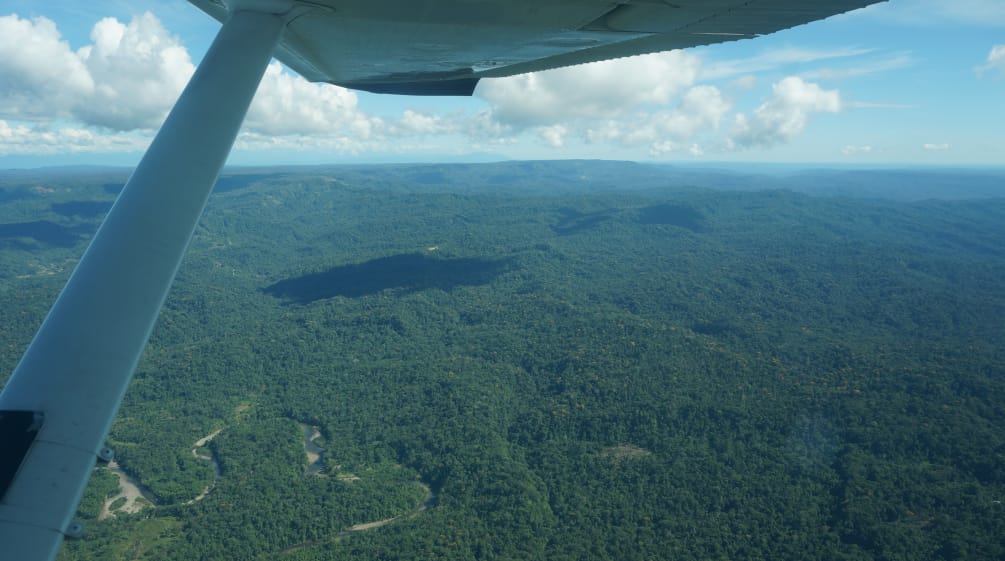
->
98;460;157;520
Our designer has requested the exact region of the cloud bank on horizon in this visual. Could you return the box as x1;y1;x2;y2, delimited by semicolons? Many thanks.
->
0;1;1002;165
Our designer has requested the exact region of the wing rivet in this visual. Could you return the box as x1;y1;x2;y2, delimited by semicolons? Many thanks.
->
65;521;85;539
97;446;115;463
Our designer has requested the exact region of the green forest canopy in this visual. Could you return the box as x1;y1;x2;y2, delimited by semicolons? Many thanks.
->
0;161;1002;560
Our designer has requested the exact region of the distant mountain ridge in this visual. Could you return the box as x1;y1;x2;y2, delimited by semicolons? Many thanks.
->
2;160;1003;201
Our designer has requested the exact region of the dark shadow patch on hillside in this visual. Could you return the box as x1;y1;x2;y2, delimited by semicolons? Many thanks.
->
691;319;735;337
0;220;91;249
486;173;519;185
638;203;709;233
51;200;113;218
551;207;614;236
410;171;448;185
214;173;283;194
0;189;33;204
264;252;514;303
103;183;125;195
102;174;279;197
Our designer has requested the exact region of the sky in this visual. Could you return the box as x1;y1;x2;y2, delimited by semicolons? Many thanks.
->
0;0;1003;168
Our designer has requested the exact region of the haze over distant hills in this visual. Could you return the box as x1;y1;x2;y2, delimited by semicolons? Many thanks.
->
8;160;1002;202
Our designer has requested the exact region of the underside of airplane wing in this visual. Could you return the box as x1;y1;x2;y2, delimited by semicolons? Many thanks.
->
192;0;883;95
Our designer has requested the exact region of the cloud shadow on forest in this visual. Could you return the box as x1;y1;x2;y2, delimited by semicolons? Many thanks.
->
637;203;709;233
551;207;615;236
0;220;93;249
103;183;124;195
214;173;284;194
51;200;114;219
0;190;32;204
264;252;514;304
102;173;281;198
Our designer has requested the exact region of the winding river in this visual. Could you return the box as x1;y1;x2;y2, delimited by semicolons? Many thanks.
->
301;424;325;476
185;428;223;504
97;420;431;542
98;460;157;520
99;428;223;517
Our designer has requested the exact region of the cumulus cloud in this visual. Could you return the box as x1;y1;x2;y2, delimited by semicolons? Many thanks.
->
655;86;731;139
474;49;838;157
0;13;193;131
0;119;149;155
0;15;95;122
536;125;567;147
398;110;450;135
730;77;840;148
650;141;704;158
0;12;842;160
76;14;196;129
581;86;730;148
476;51;701;126
0;12;390;155
976;44;1005;77
246;62;379;137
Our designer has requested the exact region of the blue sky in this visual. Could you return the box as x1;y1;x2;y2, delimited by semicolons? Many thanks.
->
1;0;1002;168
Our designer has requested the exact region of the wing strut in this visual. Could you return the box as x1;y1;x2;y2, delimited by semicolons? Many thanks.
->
0;7;288;560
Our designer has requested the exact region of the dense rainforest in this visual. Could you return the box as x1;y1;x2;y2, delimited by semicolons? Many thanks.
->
0;161;1003;560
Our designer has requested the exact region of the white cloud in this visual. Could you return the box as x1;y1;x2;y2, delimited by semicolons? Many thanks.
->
0;12;193;131
730;77;841;148
234;130;363;154
476;51;701;126
841;145;873;155
649;141;705;158
581;86;729;146
461;109;514;141
701;47;873;81
398;110;449;135
0;119;149;155
576;85;729;153
0;15;95;122
801;52;916;80
0;12;389;152
923;143;951;151
246;62;379;137
0;12;851;160
649;140;683;155
536;125;567;147
76;13;195;130
655;86;731;138
976;44;1005;78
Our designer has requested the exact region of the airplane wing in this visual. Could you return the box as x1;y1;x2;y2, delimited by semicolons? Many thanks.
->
0;1;882;560
191;0;882;95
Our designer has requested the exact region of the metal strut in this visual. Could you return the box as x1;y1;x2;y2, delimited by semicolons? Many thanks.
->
0;8;287;561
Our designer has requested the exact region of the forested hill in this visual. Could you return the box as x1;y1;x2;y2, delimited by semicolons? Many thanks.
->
0;161;1003;560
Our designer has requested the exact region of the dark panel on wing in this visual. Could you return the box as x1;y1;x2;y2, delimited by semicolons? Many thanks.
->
338;77;479;96
0;411;43;501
